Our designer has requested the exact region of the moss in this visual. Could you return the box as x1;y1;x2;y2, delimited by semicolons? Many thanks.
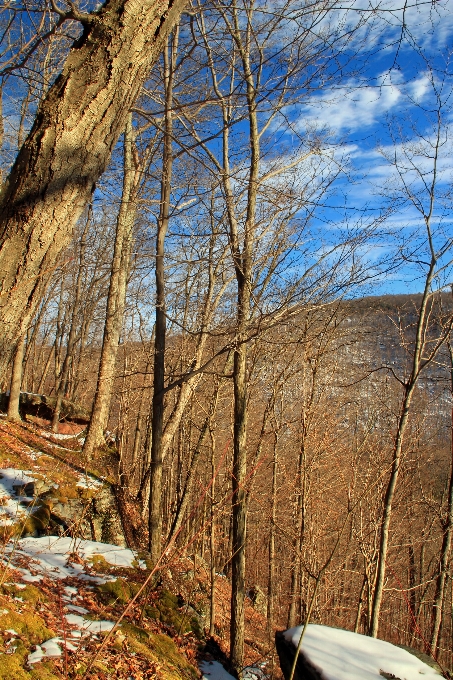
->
0;584;45;605
189;614;203;639
92;660;110;673
145;605;160;620
132;552;154;571
143;589;203;637
0;524;20;541
52;483;79;501
159;589;179;609
120;624;198;680
29;662;61;680
88;554;111;573
0;652;32;680
0;608;58;680
21;502;52;536
149;632;198;679
0;609;55;645
97;578;141;605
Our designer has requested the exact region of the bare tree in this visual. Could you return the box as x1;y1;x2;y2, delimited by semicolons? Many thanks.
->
370;67;453;638
83;112;140;457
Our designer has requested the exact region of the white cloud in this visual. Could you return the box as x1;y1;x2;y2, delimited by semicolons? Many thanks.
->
297;79;401;134
408;74;431;103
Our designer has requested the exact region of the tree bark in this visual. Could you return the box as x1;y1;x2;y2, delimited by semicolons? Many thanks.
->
0;0;187;380
148;28;178;562
267;432;278;643
83;112;137;458
7;336;25;421
430;338;453;653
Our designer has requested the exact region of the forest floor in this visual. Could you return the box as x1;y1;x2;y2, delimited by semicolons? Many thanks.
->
0;416;274;680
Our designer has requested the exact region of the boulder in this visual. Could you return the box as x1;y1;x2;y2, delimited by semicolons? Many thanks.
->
0;392;90;424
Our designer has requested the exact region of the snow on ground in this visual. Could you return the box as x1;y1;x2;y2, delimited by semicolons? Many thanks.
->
0;468;35;525
65;612;115;633
200;661;265;680
76;473;102;489
40;431;81;441
3;536;141;583
284;624;441;680
200;660;236;680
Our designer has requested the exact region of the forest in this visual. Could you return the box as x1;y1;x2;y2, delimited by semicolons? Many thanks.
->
0;0;452;678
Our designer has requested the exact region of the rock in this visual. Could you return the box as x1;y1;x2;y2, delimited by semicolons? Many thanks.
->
275;630;325;680
0;392;90;424
247;584;267;616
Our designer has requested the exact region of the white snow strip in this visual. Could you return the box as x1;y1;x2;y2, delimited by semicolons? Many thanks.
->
40;431;80;441
21;572;43;583
64;586;78;597
66;604;89;614
243;669;266;680
200;661;236;680
41;638;62;658
28;637;78;664
65;613;115;634
284;625;441;680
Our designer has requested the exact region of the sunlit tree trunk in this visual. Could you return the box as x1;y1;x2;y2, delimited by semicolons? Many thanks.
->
83;113;137;458
0;0;187;380
430;336;453;652
7;336;25;421
148;28;178;562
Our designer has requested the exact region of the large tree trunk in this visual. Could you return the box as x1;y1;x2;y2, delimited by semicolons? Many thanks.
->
83;112;137;458
0;0;187;379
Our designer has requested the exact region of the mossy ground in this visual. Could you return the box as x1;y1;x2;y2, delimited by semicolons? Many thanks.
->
120;624;199;680
0;420;206;679
0;583;59;679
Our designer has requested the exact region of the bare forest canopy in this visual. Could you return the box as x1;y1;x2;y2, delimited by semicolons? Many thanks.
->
0;0;453;677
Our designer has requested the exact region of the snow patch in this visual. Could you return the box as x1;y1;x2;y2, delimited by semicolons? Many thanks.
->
76;474;102;489
284;624;441;680
4;536;138;583
65;612;115;634
28;637;78;664
200;660;236;680
0;468;36;526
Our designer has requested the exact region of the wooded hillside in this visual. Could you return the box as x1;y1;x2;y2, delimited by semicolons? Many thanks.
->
0;0;452;677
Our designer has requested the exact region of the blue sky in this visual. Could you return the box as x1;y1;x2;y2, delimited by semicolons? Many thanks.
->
293;0;453;296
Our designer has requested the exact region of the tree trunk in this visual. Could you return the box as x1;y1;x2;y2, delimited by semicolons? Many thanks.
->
370;263;437;638
430;339;453;653
228;10;259;673
230;333;248;677
0;0;187;380
7;336;25;421
148;28;178;562
267;432;278;643
209;419;217;637
51;223;88;432
83;112;137;458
